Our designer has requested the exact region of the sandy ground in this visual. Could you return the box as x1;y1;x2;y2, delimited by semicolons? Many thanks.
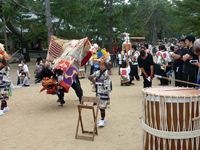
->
0;62;159;150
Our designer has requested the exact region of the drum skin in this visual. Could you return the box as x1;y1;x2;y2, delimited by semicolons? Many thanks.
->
142;87;200;150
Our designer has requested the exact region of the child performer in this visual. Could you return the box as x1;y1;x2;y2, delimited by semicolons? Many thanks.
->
88;60;112;127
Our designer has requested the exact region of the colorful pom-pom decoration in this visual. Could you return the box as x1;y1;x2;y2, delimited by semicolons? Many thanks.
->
102;49;107;55
97;51;103;58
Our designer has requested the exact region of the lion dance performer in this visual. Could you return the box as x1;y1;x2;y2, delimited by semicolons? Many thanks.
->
40;36;94;105
0;43;12;116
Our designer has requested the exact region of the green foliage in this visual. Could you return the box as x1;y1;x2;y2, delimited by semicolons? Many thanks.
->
174;0;200;36
1;0;199;51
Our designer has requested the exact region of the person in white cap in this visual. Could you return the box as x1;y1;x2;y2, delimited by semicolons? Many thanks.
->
17;63;24;85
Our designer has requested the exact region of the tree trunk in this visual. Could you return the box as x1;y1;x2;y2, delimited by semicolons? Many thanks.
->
45;0;53;44
106;0;113;53
152;21;157;45
2;16;8;51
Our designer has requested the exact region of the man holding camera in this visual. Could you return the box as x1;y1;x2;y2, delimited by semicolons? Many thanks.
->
182;35;199;87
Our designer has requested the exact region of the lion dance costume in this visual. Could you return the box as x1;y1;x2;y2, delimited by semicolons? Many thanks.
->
40;36;94;104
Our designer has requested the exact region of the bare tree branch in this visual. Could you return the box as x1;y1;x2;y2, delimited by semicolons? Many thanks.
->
144;9;156;25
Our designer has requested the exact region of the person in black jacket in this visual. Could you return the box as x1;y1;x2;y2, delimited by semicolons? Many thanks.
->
182;35;199;87
171;39;187;87
137;50;154;88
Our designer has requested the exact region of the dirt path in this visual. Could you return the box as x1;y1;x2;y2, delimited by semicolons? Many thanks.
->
0;63;158;150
